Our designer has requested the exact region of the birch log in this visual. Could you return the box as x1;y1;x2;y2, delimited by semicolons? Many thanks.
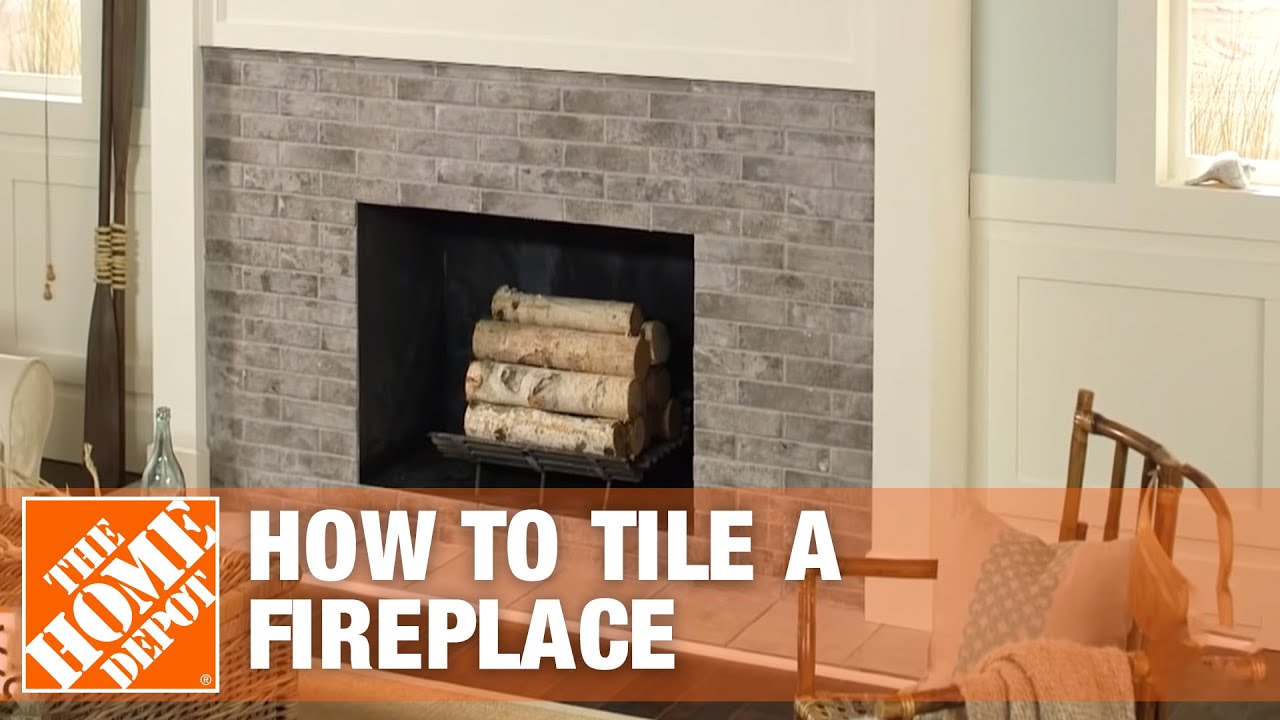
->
464;360;643;420
645;366;671;412
465;403;644;458
490;285;642;336
641;321;670;365
655;399;683;441
472;320;650;379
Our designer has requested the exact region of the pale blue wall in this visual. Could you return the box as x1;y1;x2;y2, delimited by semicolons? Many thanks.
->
971;0;1118;181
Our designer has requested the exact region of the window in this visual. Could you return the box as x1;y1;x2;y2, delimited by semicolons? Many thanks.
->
0;0;82;102
1172;0;1280;186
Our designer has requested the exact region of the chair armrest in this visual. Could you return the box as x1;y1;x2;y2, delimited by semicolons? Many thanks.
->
838;557;939;579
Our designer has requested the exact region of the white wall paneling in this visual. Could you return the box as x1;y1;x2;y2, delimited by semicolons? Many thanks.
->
202;0;875;91
973;219;1280;629
0;135;153;471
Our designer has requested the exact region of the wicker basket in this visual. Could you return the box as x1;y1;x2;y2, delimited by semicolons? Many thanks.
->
0;501;300;719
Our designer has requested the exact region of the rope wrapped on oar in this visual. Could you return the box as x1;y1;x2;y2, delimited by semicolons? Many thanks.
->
110;223;128;291
93;226;113;285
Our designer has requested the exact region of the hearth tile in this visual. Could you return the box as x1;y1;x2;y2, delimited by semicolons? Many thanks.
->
663;582;781;646
728;595;876;665
844;624;930;679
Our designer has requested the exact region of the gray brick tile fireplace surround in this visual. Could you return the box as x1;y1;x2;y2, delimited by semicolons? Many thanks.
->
202;49;874;491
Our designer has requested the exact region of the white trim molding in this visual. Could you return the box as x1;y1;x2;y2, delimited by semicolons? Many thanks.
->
149;0;209;488
151;0;976;600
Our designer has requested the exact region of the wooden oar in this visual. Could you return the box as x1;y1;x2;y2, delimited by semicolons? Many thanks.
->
110;0;139;485
84;0;123;489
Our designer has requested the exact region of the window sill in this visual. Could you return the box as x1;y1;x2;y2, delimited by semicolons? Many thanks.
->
1158;180;1280;200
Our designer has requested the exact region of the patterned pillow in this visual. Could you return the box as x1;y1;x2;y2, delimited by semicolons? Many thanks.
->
921;495;1135;688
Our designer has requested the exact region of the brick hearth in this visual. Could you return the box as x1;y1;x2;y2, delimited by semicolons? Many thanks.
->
202;48;874;492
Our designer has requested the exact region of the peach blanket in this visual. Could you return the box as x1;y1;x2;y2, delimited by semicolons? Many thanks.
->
956;639;1135;720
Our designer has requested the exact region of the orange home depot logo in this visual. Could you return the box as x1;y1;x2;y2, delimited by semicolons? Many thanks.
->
21;497;220;694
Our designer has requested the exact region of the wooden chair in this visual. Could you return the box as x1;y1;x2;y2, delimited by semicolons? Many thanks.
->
795;388;1261;719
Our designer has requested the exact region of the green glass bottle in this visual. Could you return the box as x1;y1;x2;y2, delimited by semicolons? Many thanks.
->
140;406;186;494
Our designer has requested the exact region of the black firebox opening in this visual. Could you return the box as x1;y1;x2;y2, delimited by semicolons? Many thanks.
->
357;204;694;490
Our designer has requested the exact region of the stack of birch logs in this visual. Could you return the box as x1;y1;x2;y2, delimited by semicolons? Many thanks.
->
463;285;681;459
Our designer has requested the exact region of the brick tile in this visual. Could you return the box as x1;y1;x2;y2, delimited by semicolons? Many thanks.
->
477;82;562;111
693;375;737;403
835;162;874;192
605;176;693;204
651;149;741;179
321;328;358;355
742;213;834;245
399;183;482;213
830;449;873;481
652;205;740;235
240;370;319;400
319;122;398;151
243;62;316;91
694;291;786;325
738;268;832;303
651;93;738;122
831;392;873;422
206;189;277;217
204;112;240;138
786;245;873;281
605;119;694;148
694;263;737;292
279;143;356;172
738;438;829;472
789;303;872;336
694;458;784;489
517;167;604;198
280;92;358;121
244;318;321;349
562;88;648;116
320;431;358;457
238;217;318;246
318;69;394;97
437;106;518;135
786;188;873;221
693;235;783;269
278;245;356;277
785;359;872;392
563;199;649;229
242;115;318;143
477;137;564;165
318;225;355;251
320;379;358;406
695;402;783;438
357;98;436;129
693;180;786;212
742;156;831;187
694;347;783;382
785;471;859;489
519;68;605;87
832;336;873;366
318;276;357;303
738;381;829;415
278;195;356;224
694;319;738;348
280;297;358;328
205;239;278;267
694;430;737;459
519;113;605;141
356;151;436;182
694;125;784;153
439;64;519;81
240;269;318;298
832;279;873;308
833;104;875;133
740;98;831;128
204;138;279;165
480;191;565;221
438;159;518;190
281;348;357;381
240;421;319;452
564;144;649;173
319;173;399;204
242;166;321;195
784;415;871;449
204;58;239;85
738;325;829;359
396;130;478;159
208;341;281;371
206;85;278;114
207;290;280;318
281;400;357;431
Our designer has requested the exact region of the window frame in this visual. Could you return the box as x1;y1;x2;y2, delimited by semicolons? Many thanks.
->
1168;0;1280;188
0;0;96;139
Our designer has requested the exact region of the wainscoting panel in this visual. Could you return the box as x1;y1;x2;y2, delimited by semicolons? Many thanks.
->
974;218;1280;629
0;137;154;471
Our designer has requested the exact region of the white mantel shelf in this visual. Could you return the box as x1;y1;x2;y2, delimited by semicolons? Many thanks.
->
152;0;972;630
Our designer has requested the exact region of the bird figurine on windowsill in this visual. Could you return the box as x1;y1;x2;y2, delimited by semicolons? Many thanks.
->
1185;151;1256;190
